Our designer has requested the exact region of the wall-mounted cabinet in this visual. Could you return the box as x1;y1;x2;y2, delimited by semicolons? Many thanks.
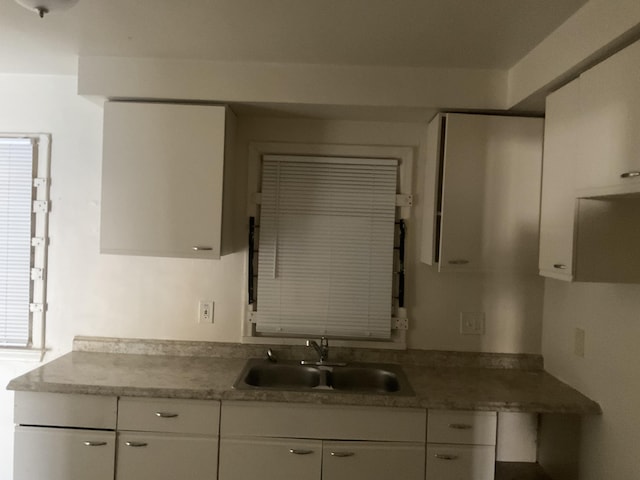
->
100;101;235;259
538;79;581;281
539;38;640;283
420;113;543;273
577;38;640;197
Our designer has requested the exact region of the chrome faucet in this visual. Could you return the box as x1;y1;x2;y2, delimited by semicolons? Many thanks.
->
306;337;329;363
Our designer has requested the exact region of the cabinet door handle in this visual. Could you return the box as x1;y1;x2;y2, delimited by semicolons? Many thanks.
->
289;449;314;455
434;454;459;460
448;423;473;430
155;411;179;418
621;171;640;178
448;259;469;265
83;441;107;447
192;246;213;251
553;263;567;269
125;441;148;447
330;451;355;457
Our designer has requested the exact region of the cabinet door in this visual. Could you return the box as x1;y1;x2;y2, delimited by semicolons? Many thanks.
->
219;437;321;480
101;101;227;259
538;79;581;281
439;114;543;272
579;39;640;195
426;444;495;480
14;426;115;480
323;441;424;480
117;432;218;480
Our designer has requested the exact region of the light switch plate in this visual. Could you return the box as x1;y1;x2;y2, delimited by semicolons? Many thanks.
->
460;312;485;335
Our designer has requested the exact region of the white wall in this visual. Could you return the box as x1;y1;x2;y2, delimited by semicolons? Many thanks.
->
238;116;545;353
540;280;640;479
0;74;545;478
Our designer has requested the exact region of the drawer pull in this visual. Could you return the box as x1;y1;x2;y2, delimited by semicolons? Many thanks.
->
289;449;314;455
83;441;107;447
435;454;459;461
553;263;567;269
125;441;148;448
155;411;179;418
621;171;640;179
448;423;473;430
192;246;213;251
330;451;355;458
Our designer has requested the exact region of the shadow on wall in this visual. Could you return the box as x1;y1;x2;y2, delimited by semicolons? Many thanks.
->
537;413;582;480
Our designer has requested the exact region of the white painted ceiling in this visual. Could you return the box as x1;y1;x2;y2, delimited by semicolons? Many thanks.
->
1;0;588;75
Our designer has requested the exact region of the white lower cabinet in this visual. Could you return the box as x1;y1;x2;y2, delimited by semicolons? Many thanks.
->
116;397;220;480
14;426;115;480
426;410;497;480
13;392;118;480
219;437;322;480
426;444;496;480
323;441;425;480
218;401;426;480
117;432;218;480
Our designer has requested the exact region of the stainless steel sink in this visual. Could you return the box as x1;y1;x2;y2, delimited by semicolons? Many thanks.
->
233;359;414;396
242;362;322;388
328;366;401;393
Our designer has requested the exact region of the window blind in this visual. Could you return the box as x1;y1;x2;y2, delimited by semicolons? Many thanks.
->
0;138;34;346
256;155;398;339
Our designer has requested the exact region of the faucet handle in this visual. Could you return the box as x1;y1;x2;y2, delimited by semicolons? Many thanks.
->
320;337;329;348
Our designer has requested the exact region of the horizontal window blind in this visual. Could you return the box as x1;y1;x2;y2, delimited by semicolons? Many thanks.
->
0;138;34;346
256;155;397;339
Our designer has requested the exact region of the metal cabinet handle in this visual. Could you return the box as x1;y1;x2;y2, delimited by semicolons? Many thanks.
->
289;449;314;455
448;423;472;430
155;412;179;418
125;441;148;447
192;246;213;251
435;454;459;460
448;259;469;265
621;171;640;178
83;441;107;447
330;451;355;457
553;264;567;269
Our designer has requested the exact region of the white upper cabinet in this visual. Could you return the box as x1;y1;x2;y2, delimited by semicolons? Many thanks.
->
538;78;581;281
421;113;543;273
100;102;234;259
578;39;640;196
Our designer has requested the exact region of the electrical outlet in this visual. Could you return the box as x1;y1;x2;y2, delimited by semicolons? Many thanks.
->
574;328;585;358
460;312;485;335
199;300;214;324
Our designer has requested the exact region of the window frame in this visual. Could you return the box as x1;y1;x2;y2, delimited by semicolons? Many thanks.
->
244;141;413;350
0;133;50;361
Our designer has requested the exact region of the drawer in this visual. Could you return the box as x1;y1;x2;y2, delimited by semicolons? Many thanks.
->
118;397;220;435
426;444;496;480
14;392;117;429
221;401;426;442
428;410;497;445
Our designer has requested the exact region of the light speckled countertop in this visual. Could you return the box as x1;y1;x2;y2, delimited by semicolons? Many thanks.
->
6;337;601;414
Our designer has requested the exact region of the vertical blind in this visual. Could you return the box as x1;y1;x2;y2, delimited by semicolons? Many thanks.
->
256;155;398;339
0;138;34;346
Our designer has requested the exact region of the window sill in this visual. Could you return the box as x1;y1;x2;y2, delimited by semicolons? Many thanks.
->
0;348;44;362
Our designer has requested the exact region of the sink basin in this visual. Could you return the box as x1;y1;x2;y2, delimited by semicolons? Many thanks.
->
328;366;400;393
241;362;322;388
234;359;414;396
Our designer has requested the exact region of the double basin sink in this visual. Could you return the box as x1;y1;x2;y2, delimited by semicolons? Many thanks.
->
233;358;414;396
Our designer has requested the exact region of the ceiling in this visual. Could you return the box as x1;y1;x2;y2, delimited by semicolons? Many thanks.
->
1;0;589;75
